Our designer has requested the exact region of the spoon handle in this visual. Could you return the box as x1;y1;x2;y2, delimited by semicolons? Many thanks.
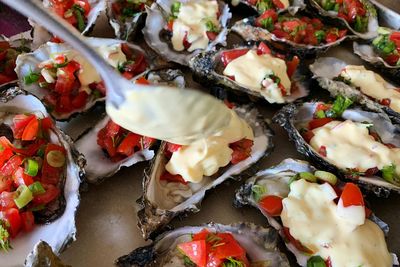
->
1;0;124;105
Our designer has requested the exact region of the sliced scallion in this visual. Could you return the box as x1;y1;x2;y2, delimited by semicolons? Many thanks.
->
299;172;317;183
24;158;39;177
46;150;66;168
29;181;46;196
314;170;337;185
307;256;326;267
14;185;33;209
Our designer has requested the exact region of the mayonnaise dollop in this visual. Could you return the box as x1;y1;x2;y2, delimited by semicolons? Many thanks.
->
165;109;253;183
171;0;219;52
340;65;400;112
310;120;400;175
223;50;291;103
281;179;392;267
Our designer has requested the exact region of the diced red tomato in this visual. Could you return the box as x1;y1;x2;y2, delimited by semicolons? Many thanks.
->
272;0;285;8
255;9;278;28
214;233;246;260
229;139;253;164
116;133;142;156
32;184;61;206
166;20;174;31
41;117;54;133
13;167;34;187
319;145;327;157
259;195;283;216
141;136;156;149
20;211;35;232
326;32;338;43
21;116;39;141
55;94;73;114
257;42;271;55
135;77;150;85
160;171;187;185
74;0;91;15
71;91;89;108
1;208;22;238
183;33;191;50
206;31;218;41
166;143;182;153
0;191;17;210
286;56;299;78
0;147;14;169
221;49;249;67
178;240;207;267
1;155;23;178
12;114;36;139
192;229;210;241
12;139;46;157
302;130;315;143
308;118;334;130
340;183;364;207
385;54;400;66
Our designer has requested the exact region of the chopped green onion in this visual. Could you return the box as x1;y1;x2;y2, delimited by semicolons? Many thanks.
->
252;184;267;202
329;95;353;118
314;30;326;43
382;164;400;186
36;146;45;157
307;256;326;267
377;27;391;35
333;3;339;11
0;220;11;252
314;110;326;119
46;150;66;168
288;174;299;185
24;158;39;177
73;5;86;32
261;17;274;32
222;257;246;267
256;0;273;13
170;2;181;18
314;170;337;185
183;255;196;267
29;181;46;196
372;35;385;46
354;15;368;33
24;71;40;85
14;185;33;209
299;172;317;183
205;20;218;33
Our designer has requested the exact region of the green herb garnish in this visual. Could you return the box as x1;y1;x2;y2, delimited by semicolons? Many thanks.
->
252;184;266;202
0;220;11;252
24;70;40;85
307;255;326;267
222;257;246;267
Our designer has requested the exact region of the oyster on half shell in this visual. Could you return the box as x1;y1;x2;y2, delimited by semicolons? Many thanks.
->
30;0;106;48
232;14;354;58
116;222;289;267
235;158;399;266
136;104;273;239
107;0;155;40
306;0;379;39
75;69;185;183
354;28;400;81
273;101;400;196
310;56;400;123
230;0;305;15
189;45;308;104
0;87;84;267
15;38;151;121
143;0;231;66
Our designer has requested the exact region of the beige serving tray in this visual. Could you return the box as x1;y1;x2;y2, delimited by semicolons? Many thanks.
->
53;6;400;267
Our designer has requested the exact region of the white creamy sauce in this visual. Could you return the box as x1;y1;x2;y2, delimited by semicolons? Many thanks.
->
340;65;400;112
45;43;127;91
171;0;219;52
281;179;392;267
222;50;291;103
310;120;400;175
165;110;254;183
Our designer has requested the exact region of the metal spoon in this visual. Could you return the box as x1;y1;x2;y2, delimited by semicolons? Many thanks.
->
2;0;232;145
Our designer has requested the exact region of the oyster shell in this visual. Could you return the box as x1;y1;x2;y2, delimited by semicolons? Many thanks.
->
232;14;354;58
116;222;289;267
310;56;400;123
143;0;231;66
24;241;71;267
30;0;106;47
107;0;154;40
235;158;399;266
0;32;31;90
75;69;185;183
273;101;400;196
354;31;400;81
137;104;274;239
0;87;84;267
15;38;149;121
230;0;305;15
306;0;379;39
189;45;309;104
